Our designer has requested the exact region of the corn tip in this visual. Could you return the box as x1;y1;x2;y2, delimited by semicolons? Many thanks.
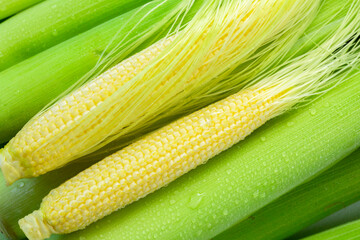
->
0;148;23;185
19;210;56;240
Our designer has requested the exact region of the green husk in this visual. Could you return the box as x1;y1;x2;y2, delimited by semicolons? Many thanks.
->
302;219;360;240
47;64;360;239
0;0;43;20
0;0;200;144
0;0;151;71
214;148;360;240
293;203;360;238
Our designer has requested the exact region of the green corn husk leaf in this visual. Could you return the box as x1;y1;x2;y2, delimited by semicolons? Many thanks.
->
47;63;360;240
0;0;152;71
214;148;360;240
0;0;201;144
0;0;44;20
301;219;360;240
293;203;360;239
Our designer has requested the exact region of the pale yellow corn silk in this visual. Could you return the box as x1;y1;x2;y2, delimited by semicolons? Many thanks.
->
0;0;321;184
19;86;287;240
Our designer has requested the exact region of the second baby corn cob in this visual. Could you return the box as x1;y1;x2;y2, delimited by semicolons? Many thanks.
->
0;0;320;184
19;86;286;240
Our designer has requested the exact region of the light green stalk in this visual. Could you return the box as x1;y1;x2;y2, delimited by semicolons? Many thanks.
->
0;0;43;20
0;0;199;144
214;149;360;240
302;219;360;240
0;0;151;71
47;64;360;239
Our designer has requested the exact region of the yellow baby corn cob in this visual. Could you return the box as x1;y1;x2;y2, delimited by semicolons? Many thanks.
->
0;0;319;184
0;36;175;184
19;86;285;240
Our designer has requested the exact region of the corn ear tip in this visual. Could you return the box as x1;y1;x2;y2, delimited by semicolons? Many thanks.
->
0;148;22;185
19;210;55;240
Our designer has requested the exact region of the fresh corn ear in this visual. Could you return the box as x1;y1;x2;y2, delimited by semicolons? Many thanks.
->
18;11;360;238
0;0;44;20
0;0;320;184
0;0;199;144
0;0;152;71
0;36;176;183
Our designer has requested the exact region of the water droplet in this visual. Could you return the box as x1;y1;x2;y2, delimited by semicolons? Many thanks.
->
207;223;212;228
18;181;25;188
282;152;287;157
226;169;232;175
223;209;229;216
260;137;266;142
287;121;294;127
170;199;176;205
188;193;203;209
310;109;317;116
253;190;260;198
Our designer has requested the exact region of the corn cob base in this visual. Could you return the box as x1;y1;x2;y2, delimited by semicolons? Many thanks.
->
18;210;57;240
